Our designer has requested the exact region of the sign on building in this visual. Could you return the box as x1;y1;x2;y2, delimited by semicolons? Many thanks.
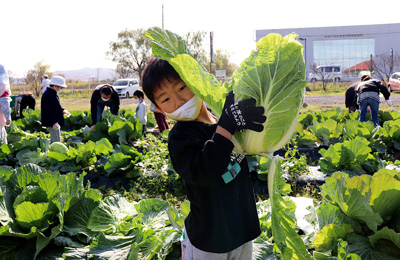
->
216;70;226;77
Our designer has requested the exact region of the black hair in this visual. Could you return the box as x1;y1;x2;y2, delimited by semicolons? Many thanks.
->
100;84;113;95
141;56;181;106
133;89;144;99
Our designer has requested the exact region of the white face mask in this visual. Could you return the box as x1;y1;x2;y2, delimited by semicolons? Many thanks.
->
101;97;110;102
57;89;62;94
164;95;203;121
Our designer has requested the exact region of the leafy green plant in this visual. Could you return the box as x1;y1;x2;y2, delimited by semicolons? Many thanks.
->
319;136;383;176
0;163;101;259
313;170;400;259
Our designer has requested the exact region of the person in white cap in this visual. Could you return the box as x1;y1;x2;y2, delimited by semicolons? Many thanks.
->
0;64;12;144
41;75;70;143
41;74;50;93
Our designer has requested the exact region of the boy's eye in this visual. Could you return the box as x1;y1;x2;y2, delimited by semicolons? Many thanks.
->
178;85;186;92
161;97;170;103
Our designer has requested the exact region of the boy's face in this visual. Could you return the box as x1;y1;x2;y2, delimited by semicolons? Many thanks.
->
153;78;194;113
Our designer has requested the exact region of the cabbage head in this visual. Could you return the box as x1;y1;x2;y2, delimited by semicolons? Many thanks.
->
146;27;307;156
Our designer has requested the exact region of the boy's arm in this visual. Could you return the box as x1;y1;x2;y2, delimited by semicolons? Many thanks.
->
169;129;234;187
170;91;266;186
216;126;232;140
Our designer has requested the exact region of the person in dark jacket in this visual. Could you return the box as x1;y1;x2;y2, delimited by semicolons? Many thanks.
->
141;57;265;259
14;92;36;118
345;82;359;113
90;84;120;130
41;76;70;143
355;75;391;126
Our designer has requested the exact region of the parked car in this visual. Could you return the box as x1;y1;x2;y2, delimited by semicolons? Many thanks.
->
112;78;140;98
388;72;400;92
309;65;342;82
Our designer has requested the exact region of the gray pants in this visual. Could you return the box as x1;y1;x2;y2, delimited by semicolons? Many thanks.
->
47;127;61;143
181;228;253;260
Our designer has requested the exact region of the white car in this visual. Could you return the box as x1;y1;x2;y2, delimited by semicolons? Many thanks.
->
309;65;342;82
112;78;140;98
388;72;400;92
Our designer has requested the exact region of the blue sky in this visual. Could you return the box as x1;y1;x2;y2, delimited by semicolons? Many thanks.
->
1;0;397;77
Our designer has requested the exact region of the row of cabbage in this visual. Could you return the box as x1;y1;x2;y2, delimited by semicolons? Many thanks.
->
289;108;400;177
2;163;400;259
2;108;400;259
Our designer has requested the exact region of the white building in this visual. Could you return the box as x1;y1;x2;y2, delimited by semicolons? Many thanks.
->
256;23;400;81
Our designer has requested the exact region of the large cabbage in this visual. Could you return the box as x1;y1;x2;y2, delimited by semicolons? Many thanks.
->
146;27;307;156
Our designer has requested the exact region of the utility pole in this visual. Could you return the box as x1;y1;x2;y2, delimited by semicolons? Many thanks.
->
370;54;373;76
162;4;164;29
390;48;393;76
210;32;215;75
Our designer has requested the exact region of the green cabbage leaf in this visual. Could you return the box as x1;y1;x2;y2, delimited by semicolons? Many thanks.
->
146;27;307;156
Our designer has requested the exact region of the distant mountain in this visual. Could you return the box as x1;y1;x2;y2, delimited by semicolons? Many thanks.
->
54;67;116;82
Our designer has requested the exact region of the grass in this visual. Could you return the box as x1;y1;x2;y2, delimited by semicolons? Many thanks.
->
13;81;397;113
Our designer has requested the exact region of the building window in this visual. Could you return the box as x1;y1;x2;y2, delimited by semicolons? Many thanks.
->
313;39;375;77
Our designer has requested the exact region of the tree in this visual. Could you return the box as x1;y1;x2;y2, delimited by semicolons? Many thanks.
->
373;51;400;86
182;31;208;63
309;64;336;91
115;64;132;79
213;49;237;77
106;28;151;79
25;61;51;97
7;70;16;86
107;28;209;80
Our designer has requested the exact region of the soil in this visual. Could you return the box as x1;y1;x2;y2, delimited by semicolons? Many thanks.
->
304;93;400;107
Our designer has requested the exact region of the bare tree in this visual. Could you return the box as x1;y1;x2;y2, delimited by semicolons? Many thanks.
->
106;28;151;79
7;70;16;86
309;64;335;91
373;51;400;86
115;64;132;79
25;61;51;97
107;29;209;80
213;49;238;77
182;31;208;63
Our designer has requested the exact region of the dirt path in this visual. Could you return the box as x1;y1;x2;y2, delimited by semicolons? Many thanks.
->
304;93;400;107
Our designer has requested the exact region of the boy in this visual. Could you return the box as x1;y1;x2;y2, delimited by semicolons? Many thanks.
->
41;76;70;143
133;89;147;137
141;57;265;259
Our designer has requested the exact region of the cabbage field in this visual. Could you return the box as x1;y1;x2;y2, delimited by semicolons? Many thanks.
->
1;107;400;259
3;27;400;259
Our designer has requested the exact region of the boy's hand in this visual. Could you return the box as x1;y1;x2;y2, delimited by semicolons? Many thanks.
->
5;118;11;126
218;91;266;135
53;123;61;130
